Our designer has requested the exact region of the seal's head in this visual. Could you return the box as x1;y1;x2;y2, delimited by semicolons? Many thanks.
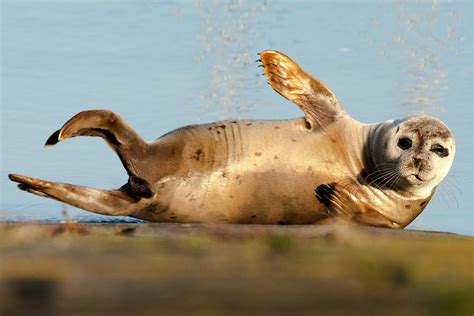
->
371;115;455;195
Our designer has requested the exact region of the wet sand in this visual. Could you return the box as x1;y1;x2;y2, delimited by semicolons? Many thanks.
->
0;222;472;315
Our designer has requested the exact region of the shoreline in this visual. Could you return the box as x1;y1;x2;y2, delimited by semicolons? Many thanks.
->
0;219;470;236
1;222;473;315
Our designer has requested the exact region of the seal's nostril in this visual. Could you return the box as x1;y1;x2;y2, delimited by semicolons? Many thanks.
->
413;157;422;167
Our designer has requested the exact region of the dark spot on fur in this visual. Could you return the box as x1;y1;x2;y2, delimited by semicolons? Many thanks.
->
315;183;335;207
307;166;313;172
217;130;221;134
330;138;336;143
277;221;287;225
420;200;427;207
231;121;237;123
291;139;297;142
274;155;278;159
170;216;177;219
274;126;280;129
404;120;452;139
218;125;226;129
192;149;204;161
246;123;253;126
229;195;234;198
127;176;153;198
435;130;451;139
222;172;228;178
251;215;257;218
254;152;262;156
208;127;212;130
405;205;411;209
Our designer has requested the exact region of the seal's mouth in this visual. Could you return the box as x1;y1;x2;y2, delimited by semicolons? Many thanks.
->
406;173;436;186
413;174;423;181
409;174;432;184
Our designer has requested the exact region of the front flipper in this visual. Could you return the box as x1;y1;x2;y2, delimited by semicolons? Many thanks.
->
9;174;140;217
259;50;346;129
315;182;398;228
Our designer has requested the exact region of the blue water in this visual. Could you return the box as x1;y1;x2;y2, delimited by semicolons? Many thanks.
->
1;1;472;235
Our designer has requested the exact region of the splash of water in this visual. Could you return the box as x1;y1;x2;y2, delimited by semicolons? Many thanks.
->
192;0;270;120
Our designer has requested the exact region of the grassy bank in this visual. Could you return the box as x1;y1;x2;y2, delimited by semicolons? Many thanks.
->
0;222;472;315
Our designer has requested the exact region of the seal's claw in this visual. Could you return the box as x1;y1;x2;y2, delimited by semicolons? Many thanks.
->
44;129;61;147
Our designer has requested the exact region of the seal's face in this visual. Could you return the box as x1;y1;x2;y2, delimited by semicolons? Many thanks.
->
378;115;455;194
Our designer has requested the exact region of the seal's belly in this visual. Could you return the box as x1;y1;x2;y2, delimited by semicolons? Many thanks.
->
139;170;330;224
131;118;364;224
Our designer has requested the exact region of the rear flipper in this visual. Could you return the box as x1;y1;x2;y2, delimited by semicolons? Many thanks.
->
44;109;155;198
9;174;140;217
45;110;152;185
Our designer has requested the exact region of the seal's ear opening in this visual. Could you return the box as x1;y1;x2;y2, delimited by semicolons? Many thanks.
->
44;130;61;147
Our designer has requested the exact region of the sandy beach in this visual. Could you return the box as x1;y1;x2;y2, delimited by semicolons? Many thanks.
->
0;222;472;315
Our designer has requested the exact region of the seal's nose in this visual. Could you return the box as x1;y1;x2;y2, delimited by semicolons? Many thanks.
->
413;157;422;168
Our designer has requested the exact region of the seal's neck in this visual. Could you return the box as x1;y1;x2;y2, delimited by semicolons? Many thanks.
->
329;116;371;174
364;121;392;174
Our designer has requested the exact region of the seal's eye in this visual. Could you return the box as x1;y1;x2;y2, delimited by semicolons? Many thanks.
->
430;144;449;157
397;137;412;150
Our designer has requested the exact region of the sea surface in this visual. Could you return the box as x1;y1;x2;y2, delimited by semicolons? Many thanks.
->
1;0;472;234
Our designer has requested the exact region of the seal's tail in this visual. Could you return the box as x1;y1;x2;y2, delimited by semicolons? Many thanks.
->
44;110;153;198
8;174;140;216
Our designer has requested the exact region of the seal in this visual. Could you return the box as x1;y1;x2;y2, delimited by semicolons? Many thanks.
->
8;50;456;228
